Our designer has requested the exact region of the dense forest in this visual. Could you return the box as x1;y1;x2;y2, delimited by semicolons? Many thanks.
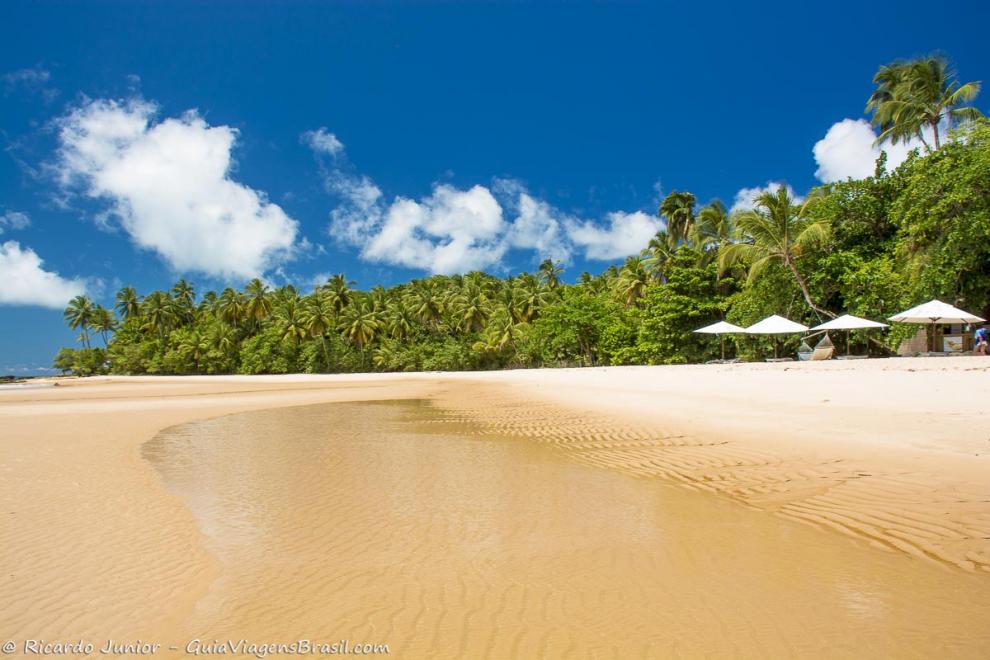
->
54;56;989;376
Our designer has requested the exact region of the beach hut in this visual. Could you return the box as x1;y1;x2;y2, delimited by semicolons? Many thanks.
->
694;321;746;361
745;315;809;359
888;300;985;353
810;314;888;357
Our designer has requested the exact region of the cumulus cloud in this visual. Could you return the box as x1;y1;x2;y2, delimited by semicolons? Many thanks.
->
813;118;926;183
730;181;804;213
566;211;662;261
55;98;299;280
301;127;345;156
305;131;655;272
0;241;88;308
0;211;31;235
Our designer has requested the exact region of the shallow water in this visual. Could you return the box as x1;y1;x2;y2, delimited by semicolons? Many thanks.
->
144;400;990;658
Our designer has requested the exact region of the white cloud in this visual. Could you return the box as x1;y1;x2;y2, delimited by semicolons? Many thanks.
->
0;241;87;308
337;184;509;274
306;130;657;271
301;127;344;156
0;211;31;234
731;182;804;213
566;211;661;261
56;98;299;280
813;118;925;183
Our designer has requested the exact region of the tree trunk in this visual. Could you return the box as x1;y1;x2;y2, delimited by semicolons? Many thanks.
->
931;119;941;150
784;257;835;319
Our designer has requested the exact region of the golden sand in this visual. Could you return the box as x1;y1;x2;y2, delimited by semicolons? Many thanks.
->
2;363;989;658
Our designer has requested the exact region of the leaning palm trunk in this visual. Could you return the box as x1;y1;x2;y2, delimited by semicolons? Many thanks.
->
784;256;835;319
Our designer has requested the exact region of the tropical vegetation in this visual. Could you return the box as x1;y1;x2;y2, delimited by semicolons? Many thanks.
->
53;55;988;375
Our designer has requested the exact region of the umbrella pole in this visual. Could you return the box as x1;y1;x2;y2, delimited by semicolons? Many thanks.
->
720;335;725;361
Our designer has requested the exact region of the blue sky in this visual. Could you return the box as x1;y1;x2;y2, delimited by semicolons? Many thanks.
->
2;1;988;373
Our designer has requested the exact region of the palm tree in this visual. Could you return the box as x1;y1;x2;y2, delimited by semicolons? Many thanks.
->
177;329;210;371
90;306;117;346
274;297;307;348
217;288;246;328
538;259;564;291
171;279;196;314
339;299;380;349
64;295;95;348
616;256;650;307
323;274;354;313
386;305;417;341
643;230;674;281
244;278;273;325
867;55;982;152
450;283;490;333
719;187;834;318
404;281;444;331
114;287;141;321
210;322;237;359
141;291;178;345
691;200;733;266
658;191;697;246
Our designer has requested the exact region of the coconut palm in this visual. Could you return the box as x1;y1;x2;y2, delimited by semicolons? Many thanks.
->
300;295;335;366
210;322;237;358
719;187;834;318
450;283;490;333
323;274;354;313
538;259;564;291
691;200;733;266
64;295;95;348
114;287;141;321
616;255;650;307
867;55;982;152
178;329;210;371
141;291;178;344
643;229;674;281
658;191;697;246
339;299;380;349
404;281;444;331
217;288;246;328
171;279;196;310
244;278;273;325
274;297;307;347
90;306;117;346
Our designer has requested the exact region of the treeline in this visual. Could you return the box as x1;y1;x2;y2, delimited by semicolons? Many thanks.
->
54;56;989;376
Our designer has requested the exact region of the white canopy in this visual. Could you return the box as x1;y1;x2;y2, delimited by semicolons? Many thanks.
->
810;314;888;331
694;321;746;334
745;315;808;334
888;299;985;325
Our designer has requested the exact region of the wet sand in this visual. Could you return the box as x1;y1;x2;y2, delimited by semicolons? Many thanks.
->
2;362;989;657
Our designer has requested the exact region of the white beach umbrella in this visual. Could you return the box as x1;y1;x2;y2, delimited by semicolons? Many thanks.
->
694;321;746;334
745;315;808;334
810;314;889;331
888;299;985;352
745;315;808;358
694;321;746;360
810;314;888;355
888;299;985;325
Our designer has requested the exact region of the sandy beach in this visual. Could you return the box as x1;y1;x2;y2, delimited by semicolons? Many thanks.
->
2;358;990;657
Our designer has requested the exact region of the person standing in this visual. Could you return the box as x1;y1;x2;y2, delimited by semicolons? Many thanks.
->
975;326;989;355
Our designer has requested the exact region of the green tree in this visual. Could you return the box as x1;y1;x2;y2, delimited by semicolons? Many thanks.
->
64;295;95;348
867;55;982;152
720;187;834;318
659;191;697;246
